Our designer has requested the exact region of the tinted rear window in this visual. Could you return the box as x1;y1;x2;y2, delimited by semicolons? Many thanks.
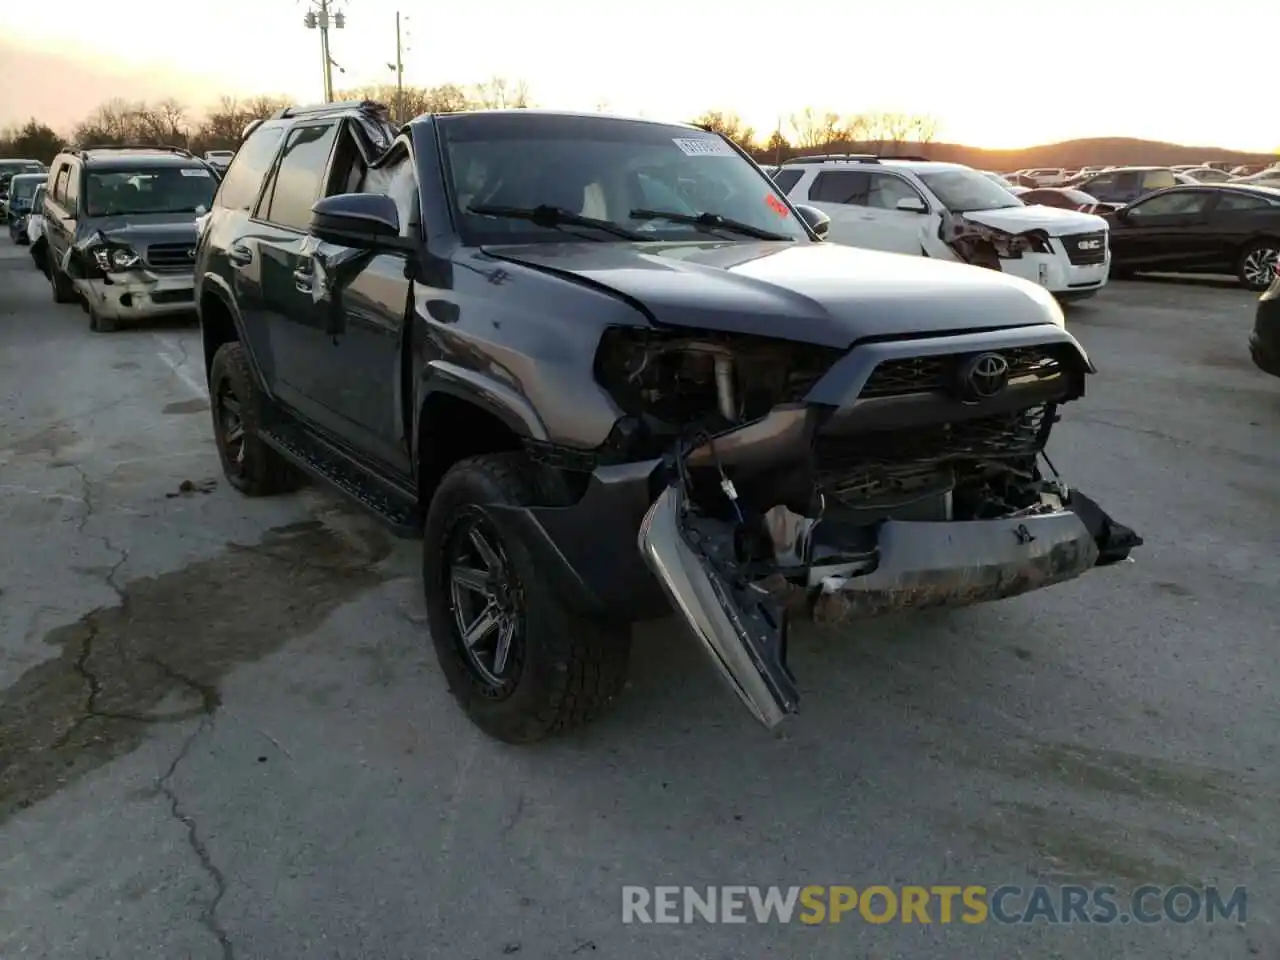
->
771;168;804;194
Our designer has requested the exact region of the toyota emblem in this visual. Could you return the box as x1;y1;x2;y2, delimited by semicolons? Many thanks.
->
956;352;1010;401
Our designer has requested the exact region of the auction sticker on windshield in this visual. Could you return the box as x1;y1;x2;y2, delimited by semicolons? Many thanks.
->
181;169;212;177
672;137;735;157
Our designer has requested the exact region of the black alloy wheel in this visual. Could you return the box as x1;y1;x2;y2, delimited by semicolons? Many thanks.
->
443;508;525;696
216;378;247;479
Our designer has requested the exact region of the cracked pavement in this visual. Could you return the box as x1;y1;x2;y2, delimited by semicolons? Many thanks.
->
1;236;1278;958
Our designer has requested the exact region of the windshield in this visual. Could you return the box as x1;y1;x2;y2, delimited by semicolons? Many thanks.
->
10;175;45;200
438;113;811;245
85;165;218;216
918;168;1024;213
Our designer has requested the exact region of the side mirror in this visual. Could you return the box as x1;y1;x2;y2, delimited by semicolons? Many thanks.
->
895;197;928;214
310;193;403;247
794;203;830;239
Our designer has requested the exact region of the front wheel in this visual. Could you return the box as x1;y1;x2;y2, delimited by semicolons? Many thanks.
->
422;453;631;743
1238;240;1280;292
48;253;76;303
207;341;302;497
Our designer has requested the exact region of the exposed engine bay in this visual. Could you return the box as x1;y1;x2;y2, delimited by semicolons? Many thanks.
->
615;327;1143;729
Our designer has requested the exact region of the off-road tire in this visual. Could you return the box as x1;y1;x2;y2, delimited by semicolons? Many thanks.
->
422;452;631;743
30;242;46;275
49;255;76;303
208;341;302;497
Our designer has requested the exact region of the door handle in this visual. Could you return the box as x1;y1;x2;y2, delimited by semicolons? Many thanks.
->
228;244;253;267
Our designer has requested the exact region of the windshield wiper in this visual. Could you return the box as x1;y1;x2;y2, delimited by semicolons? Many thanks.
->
467;204;648;241
629;208;791;241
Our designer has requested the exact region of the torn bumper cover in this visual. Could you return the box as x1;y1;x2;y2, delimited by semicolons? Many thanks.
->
638;480;1140;729
74;272;197;321
66;232;197;322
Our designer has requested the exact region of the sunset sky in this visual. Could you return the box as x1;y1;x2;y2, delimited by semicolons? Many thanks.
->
1;0;1275;151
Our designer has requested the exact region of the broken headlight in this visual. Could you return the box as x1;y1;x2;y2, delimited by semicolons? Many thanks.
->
947;219;1053;267
90;243;142;273
593;326;843;428
989;227;1052;259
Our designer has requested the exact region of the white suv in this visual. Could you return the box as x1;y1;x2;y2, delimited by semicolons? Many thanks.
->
772;155;1110;300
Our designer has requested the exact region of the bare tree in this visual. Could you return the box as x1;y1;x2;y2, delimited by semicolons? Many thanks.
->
788;108;845;151
470;76;531;109
693;110;756;151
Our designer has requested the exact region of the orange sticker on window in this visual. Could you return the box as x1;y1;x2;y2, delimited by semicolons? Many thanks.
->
766;194;790;217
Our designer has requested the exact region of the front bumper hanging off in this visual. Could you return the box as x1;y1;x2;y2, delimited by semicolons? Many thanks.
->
638;478;1140;730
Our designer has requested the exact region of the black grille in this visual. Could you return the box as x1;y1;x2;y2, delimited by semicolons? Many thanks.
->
860;347;1064;398
1062;231;1108;265
818;404;1050;467
145;242;196;272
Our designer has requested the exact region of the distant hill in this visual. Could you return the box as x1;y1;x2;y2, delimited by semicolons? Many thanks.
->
762;137;1277;171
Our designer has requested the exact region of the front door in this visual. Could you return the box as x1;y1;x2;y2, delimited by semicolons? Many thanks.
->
858;171;932;255
1111;189;1212;269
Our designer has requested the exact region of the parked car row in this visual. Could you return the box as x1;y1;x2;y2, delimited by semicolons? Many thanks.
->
765;156;1280;292
0;157;47;222
1008;161;1279;188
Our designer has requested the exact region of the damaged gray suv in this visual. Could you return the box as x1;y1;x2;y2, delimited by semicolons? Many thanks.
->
196;106;1141;742
42;145;218;331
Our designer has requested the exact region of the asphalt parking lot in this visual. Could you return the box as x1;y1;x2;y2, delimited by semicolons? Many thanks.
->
1;234;1277;960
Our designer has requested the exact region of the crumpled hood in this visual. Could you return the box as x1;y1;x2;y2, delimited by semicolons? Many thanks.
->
483;240;1064;349
961;205;1108;236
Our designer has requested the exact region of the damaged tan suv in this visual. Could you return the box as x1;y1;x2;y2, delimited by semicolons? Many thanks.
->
42;145;218;331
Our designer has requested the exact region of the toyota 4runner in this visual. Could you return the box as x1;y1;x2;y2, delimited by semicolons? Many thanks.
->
195;101;1142;742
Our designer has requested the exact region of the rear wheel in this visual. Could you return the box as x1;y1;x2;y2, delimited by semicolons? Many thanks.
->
1238;240;1280;291
208;341;302;496
422;453;631;743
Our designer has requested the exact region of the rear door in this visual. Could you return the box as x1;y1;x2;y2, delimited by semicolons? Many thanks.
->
804;169;873;247
201;120;289;389
43;160;75;272
1203;191;1279;271
251;120;342;423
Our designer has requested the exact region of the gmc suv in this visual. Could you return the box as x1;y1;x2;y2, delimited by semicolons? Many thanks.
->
194;100;1142;742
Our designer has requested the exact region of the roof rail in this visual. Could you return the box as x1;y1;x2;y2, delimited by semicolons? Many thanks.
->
272;99;390;120
784;153;932;166
77;143;196;158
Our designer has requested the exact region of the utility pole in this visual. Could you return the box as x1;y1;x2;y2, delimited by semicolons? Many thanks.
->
304;0;346;102
394;12;404;124
387;11;409;124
